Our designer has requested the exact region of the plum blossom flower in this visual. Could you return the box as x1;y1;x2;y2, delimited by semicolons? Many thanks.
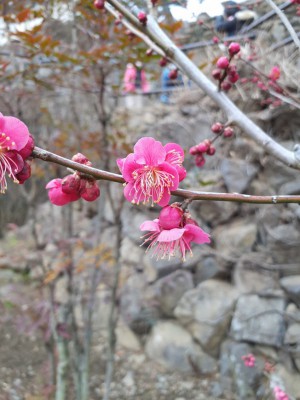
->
273;386;289;400
0;113;34;193
241;353;256;367
46;153;100;206
269;66;280;81
140;204;210;260
117;137;185;207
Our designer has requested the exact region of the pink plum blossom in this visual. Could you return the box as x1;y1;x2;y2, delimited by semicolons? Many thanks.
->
241;353;256;367
273;386;289;400
117;137;185;207
0;113;34;193
140;204;210;260
269;66;280;81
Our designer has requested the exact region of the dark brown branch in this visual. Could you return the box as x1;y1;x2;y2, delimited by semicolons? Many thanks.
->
32;146;300;204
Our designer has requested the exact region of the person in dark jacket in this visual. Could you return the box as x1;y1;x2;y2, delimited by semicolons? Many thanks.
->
215;1;256;37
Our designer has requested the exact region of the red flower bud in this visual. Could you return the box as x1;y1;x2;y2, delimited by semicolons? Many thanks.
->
138;11;147;25
223;127;234;138
195;154;206;167
217;56;229;69
212;36;219;44
168;69;178;80
196;141;210;153
211;122;224;133
146;48;153;56
61;174;81;195
94;0;105;9
72;153;92;166
228;42;241;56
221;81;232;91
212;69;222;80
159;57;168;67
159;205;184;229
228;72;239;83
206;146;216;156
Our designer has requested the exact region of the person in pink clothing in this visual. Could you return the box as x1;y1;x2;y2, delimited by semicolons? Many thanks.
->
123;62;149;93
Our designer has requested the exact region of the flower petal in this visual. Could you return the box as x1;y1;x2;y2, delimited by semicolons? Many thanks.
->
116;157;126;174
140;219;160;232
157;228;186;242
0;116;30;151
121;153;140;182
133;137;166;166
184;224;211;244
156;187;171;207
164;142;184;159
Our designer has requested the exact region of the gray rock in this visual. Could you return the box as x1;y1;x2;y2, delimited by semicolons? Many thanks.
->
266;224;300;264
230;294;286;347
220;340;263;400
174;280;238;356
213;219;257;257
119;274;161;334
142;246;210;283
191;197;239;227
233;253;279;294
280;276;300;307
145;321;217;374
220;159;259;193
116;319;141;351
120;237;144;265
195;256;229;285
153;270;194;316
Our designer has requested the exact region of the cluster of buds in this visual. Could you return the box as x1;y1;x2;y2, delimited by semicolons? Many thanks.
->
241;353;256;367
189;139;215;167
212;42;241;91
240;66;283;108
94;0;105;10
189;122;234;168
46;153;100;206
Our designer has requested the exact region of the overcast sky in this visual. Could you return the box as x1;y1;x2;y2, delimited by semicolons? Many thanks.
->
170;0;247;21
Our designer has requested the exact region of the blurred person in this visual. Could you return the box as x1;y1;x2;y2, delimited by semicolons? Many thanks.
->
215;1;256;37
123;61;149;94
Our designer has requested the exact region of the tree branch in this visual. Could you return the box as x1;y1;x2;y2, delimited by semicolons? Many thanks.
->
264;0;300;51
103;0;300;170
32;146;300;204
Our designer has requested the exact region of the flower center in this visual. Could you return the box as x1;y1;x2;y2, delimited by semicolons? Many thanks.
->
132;166;174;205
0;132;19;193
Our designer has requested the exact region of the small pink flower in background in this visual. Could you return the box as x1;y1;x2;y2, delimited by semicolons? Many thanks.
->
269;66;280;81
0;113;34;193
242;353;256;367
273;386;289;400
117;137;185;207
140;204;210;260
46;153;100;206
